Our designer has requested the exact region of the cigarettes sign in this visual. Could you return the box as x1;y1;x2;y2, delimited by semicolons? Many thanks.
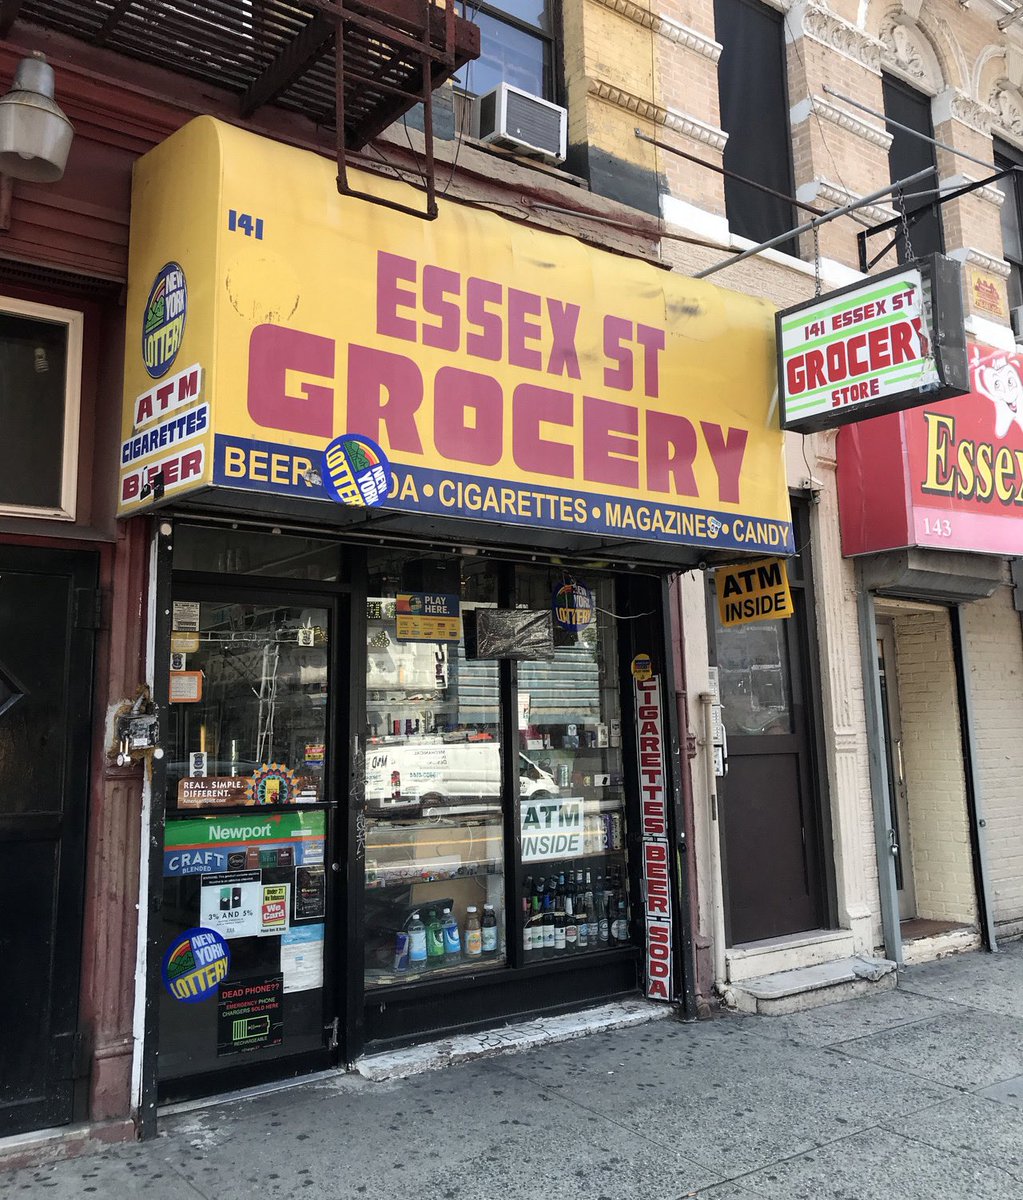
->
635;675;673;1002
778;255;968;434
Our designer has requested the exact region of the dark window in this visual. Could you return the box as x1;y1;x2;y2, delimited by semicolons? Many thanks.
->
455;0;557;101
0;309;71;514
883;75;943;261
714;0;796;252
995;139;1023;313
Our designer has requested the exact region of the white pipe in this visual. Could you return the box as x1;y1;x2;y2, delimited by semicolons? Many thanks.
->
699;692;728;994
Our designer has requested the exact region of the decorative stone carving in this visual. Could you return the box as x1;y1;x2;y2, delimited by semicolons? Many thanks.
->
991;84;1023;144
790;95;892;150
932;86;994;136
800;178;896;226
586;78;729;151
879;17;943;96
800;4;882;74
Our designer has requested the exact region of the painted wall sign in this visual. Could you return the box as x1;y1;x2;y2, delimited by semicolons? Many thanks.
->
715;557;794;627
634;675;673;1002
118;117;792;559
968;266;1007;321
778;255;968;434
395;592;461;642
216;974;283;1055
838;340;1023;556
520;796;585;861
163;810;326;877
161;926;230;1002
552;582;594;631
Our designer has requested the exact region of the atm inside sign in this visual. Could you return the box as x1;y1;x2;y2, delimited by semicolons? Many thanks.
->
716;558;793;627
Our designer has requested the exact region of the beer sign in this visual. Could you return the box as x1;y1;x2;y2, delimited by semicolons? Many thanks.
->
778;255;968;433
634;675;674;1002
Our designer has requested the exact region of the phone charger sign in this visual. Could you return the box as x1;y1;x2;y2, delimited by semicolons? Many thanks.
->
778;255;968;434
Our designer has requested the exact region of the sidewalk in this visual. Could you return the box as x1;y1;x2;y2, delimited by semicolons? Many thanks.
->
7;941;1023;1199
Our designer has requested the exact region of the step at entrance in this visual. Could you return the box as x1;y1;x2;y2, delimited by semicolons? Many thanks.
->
728;956;898;1015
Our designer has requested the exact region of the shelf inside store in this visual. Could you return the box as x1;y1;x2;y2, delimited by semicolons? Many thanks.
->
367;953;507;988
365;860;503;888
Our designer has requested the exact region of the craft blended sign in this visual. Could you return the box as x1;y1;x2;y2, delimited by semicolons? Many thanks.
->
118;117;792;555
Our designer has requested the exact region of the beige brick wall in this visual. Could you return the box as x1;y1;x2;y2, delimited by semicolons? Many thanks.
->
963;582;1023;932
892;610;978;926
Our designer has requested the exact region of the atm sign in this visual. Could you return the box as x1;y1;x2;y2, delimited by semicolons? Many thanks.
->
715;558;793;627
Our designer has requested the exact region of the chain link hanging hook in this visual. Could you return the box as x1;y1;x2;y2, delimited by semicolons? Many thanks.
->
898;188;915;263
812;222;822;297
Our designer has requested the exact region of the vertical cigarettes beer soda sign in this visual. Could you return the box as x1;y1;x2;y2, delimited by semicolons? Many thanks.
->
777;255;968;434
635;675;673;1002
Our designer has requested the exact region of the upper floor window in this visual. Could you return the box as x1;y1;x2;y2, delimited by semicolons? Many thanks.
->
882;74;943;261
995;140;1023;317
454;0;557;101
714;0;796;252
0;298;82;521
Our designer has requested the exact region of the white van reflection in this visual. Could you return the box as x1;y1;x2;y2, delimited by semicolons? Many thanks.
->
364;742;557;812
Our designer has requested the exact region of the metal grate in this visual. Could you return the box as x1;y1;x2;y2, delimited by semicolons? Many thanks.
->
5;0;479;216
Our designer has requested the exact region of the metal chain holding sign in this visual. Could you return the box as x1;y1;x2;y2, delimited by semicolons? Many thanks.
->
898;189;915;263
812;223;822;297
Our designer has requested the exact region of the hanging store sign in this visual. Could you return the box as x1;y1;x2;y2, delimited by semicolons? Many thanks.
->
118;117;793;561
552;582;594;631
838;341;1023;557
778;255;968;434
634;675;673;1002
715;557;794;627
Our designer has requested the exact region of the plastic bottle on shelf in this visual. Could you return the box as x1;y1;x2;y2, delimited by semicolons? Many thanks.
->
441;907;462;961
465;906;482;957
482;904;499;956
408;912;427;969
426;908;444;962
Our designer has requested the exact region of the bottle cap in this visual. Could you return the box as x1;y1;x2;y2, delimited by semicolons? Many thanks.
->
484;903;494;910
411;910;420;918
467;905;477;912
442;906;451;914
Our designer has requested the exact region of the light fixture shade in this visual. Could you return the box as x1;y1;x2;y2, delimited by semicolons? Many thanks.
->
0;55;74;183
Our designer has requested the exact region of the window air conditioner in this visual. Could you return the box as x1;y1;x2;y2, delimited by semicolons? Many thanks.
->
477;83;567;165
1011;305;1023;342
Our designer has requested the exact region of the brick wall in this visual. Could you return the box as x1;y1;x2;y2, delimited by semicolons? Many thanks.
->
892;610;978;926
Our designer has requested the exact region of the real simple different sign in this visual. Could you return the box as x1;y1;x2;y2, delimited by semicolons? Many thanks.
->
778;255;968;434
118;117;793;559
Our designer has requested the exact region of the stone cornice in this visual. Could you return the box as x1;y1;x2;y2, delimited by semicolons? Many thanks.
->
932;87;994;135
790;95;892;149
949;246;1012;279
796;178;896;225
941;173;1005;209
589;0;722;61
791;2;882;75
587;79;728;150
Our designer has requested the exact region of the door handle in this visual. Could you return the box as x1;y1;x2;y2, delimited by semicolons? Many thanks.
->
888;828;899;857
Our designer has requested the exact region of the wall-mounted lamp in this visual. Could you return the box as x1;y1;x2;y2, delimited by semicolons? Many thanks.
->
0;53;73;183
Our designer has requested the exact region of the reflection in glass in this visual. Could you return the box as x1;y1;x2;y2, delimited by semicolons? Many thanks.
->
714;617;793;736
363;551;505;987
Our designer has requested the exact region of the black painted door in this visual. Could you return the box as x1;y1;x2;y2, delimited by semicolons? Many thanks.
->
0;545;97;1136
711;591;827;945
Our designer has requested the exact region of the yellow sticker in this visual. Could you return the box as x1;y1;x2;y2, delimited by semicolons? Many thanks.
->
631;653;653;681
716;558;794;627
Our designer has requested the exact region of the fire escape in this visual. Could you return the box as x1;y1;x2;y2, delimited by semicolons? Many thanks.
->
0;0;480;218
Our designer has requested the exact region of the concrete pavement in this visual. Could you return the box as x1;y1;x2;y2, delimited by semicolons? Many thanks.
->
6;940;1023;1199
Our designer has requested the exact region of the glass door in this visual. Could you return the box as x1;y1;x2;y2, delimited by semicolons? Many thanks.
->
157;592;335;1092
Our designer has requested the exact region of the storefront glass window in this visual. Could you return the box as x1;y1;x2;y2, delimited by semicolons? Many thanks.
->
514;567;632;958
363;551;505;986
713;615;794;736
159;600;330;1082
172;524;343;581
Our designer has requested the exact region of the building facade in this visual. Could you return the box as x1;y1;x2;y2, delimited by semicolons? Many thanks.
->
3;0;1023;1159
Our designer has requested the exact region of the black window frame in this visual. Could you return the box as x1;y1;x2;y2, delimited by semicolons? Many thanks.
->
994;138;1023;316
714;0;798;255
882;73;944;263
455;0;562;104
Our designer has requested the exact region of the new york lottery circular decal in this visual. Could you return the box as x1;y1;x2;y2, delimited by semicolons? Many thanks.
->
322;434;391;507
162;927;230;1003
553;582;594;631
247;762;298;806
142;261;187;379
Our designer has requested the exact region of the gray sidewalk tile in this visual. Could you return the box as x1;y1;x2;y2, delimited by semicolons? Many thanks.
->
976;1073;1023;1108
834;1008;1023;1091
882;1092;1023;1183
723;1125;1021;1200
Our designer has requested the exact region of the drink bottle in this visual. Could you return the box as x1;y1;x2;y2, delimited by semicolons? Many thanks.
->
542;888;555;953
576;882;589;950
564;882;577;951
408;911;427;968
522;878;533;955
482;904;498;955
426;908;444;961
612;894;629;945
554;907;566;952
599;885;610;944
441;907;461;961
465;906;482;957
